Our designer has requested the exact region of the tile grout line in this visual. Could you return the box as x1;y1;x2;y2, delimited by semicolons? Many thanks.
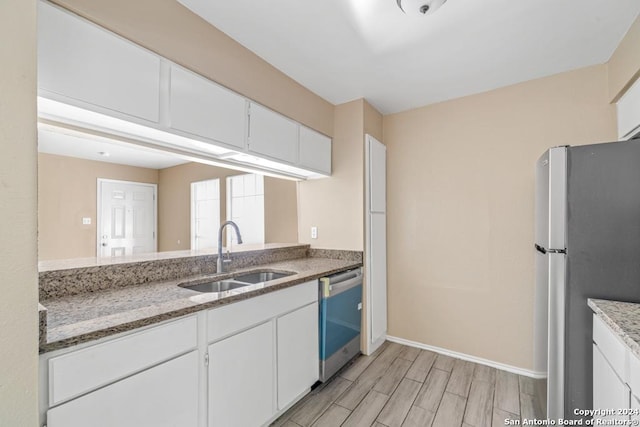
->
421;362;446;427
397;359;432;427
456;363;476;427
336;348;400;414
355;351;403;427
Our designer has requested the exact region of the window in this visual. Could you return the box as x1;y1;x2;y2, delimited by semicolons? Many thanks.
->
226;174;264;246
190;179;220;250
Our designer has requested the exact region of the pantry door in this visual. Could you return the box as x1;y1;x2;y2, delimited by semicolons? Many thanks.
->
97;179;157;257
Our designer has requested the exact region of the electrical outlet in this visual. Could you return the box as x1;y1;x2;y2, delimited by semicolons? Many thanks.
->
82;217;91;225
311;226;318;239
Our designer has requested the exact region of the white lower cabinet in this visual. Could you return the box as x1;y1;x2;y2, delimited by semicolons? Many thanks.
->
277;303;319;409
593;343;630;422
206;280;319;426
632;394;640;424
208;321;275;427
41;281;321;427
47;351;199;427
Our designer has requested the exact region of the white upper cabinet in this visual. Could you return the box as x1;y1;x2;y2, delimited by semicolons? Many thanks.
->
299;126;332;175
248;102;299;164
37;1;332;178
169;64;247;150
617;78;640;140
38;1;161;124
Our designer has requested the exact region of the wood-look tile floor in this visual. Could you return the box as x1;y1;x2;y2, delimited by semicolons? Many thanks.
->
272;341;545;427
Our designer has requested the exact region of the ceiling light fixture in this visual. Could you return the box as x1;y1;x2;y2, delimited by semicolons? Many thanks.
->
396;0;448;15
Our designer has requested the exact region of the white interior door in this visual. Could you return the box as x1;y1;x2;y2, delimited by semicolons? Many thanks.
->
98;179;156;257
365;134;387;355
190;179;220;251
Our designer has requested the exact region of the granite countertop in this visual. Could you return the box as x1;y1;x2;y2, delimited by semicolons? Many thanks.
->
40;256;361;353
38;243;304;272
588;298;640;359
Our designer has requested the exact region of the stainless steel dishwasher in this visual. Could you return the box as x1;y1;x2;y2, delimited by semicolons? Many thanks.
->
318;268;363;382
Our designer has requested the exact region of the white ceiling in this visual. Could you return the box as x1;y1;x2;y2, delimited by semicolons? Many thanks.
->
38;128;188;169
178;0;640;114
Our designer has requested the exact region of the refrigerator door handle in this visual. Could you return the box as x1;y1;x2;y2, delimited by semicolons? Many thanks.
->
548;248;566;254
535;244;566;255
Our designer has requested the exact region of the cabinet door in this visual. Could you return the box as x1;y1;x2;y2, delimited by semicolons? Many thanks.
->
299;126;331;175
632;394;640;424
209;321;275;427
170;65;246;149
47;351;199;427
248;103;299;164
38;2;160;123
593;344;630;422
368;137;386;214
277;303;319;409
366;135;387;353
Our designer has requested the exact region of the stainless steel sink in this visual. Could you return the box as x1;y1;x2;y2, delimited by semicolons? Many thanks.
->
179;280;250;293
232;271;294;284
180;270;295;293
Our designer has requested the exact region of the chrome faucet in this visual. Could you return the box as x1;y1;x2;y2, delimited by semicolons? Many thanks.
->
217;221;243;273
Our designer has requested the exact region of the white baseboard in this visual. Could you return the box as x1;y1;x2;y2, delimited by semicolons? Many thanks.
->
386;335;547;379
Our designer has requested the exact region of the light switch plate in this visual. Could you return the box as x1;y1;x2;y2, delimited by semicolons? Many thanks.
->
82;217;91;225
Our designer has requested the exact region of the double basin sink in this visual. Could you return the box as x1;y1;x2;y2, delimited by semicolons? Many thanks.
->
179;271;294;293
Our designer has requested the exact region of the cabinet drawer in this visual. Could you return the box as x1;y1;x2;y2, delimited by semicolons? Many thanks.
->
49;315;197;406
593;314;628;381
47;351;199;427
207;280;317;342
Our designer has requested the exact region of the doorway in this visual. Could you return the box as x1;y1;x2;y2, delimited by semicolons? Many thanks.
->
97;179;157;257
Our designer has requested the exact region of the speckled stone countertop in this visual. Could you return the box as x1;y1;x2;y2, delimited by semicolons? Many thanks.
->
588;298;640;359
38;243;304;272
40;256;361;353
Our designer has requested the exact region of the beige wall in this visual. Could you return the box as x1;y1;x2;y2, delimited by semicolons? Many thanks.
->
264;177;299;244
158;162;298;252
38;153;159;260
158;162;236;252
0;0;38;424
298;100;365;250
608;15;640;101
53;0;334;137
364;100;384;142
297;98;382;251
383;65;616;370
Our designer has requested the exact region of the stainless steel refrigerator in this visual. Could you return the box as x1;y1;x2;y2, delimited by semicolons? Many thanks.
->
535;139;640;420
